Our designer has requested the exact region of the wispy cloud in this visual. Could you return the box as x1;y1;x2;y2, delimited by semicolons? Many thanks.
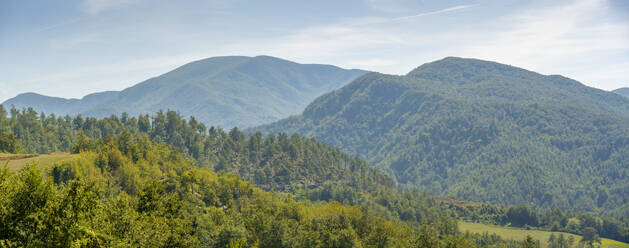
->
391;4;476;22
462;0;629;89
219;3;478;73
350;4;477;26
2;0;627;102
221;0;628;89
81;0;138;14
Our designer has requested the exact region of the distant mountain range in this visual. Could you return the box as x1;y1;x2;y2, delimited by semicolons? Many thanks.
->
6;55;629;214
253;57;629;215
2;56;367;128
614;87;629;98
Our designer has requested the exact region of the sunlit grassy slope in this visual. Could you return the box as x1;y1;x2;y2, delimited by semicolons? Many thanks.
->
1;153;75;171
459;222;629;248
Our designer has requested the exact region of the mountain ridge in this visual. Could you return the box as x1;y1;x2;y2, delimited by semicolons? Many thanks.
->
3;55;368;128
614;87;629;98
252;57;629;215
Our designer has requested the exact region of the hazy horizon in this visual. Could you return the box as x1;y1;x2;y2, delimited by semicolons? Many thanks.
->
1;0;628;102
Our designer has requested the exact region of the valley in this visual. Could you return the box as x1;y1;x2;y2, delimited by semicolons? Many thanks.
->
3;1;628;247
2;105;629;246
2;57;628;248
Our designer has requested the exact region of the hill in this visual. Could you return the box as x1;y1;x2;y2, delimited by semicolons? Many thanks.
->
1;105;471;226
614;88;629;98
1;135;427;247
2;56;367;128
3;106;629;243
252;57;629;215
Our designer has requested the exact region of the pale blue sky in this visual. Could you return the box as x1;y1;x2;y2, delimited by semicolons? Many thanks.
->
1;0;628;102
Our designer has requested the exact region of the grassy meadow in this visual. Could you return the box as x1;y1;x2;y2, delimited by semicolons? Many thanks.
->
1;152;75;171
459;222;629;248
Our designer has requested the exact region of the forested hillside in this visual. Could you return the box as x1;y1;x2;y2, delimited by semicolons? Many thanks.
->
3;56;367;128
2;105;629;243
2;134;452;247
3;116;548;247
614;88;629;98
253;57;629;216
0;104;466;226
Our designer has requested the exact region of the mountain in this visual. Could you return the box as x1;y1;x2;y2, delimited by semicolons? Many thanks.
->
252;57;629;214
3;56;367;128
614;87;629;98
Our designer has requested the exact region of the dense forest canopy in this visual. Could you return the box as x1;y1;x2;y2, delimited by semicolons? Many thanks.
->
0;132;20;153
2;134;426;247
4;126;552;247
1;105;628;243
614;88;629;98
253;57;629;217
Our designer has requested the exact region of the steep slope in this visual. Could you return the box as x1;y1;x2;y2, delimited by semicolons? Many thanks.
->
253;57;629;214
3;56;367;128
614;87;629;98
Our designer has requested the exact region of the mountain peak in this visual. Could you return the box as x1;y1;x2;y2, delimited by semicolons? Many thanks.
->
254;58;629;214
15;92;56;99
253;55;285;60
407;57;535;81
3;56;367;128
10;92;79;102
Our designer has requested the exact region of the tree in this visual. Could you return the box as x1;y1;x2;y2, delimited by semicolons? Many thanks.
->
412;223;440;248
0;132;21;153
506;205;538;226
443;235;474;248
71;130;92;154
522;235;538;248
581;227;601;248
138;114;151;133
436;215;459;236
549;233;557;248
557;233;570;248
567;235;575;248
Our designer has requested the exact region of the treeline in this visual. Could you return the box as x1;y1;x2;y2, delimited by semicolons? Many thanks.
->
0;132;21;153
447;202;629;243
0;105;393;190
0;106;508;226
1;132;531;247
0;105;445;224
1;105;628;243
505;205;628;243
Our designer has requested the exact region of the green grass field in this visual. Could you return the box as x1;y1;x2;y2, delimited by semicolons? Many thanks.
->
1;153;75;171
459;222;629;248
